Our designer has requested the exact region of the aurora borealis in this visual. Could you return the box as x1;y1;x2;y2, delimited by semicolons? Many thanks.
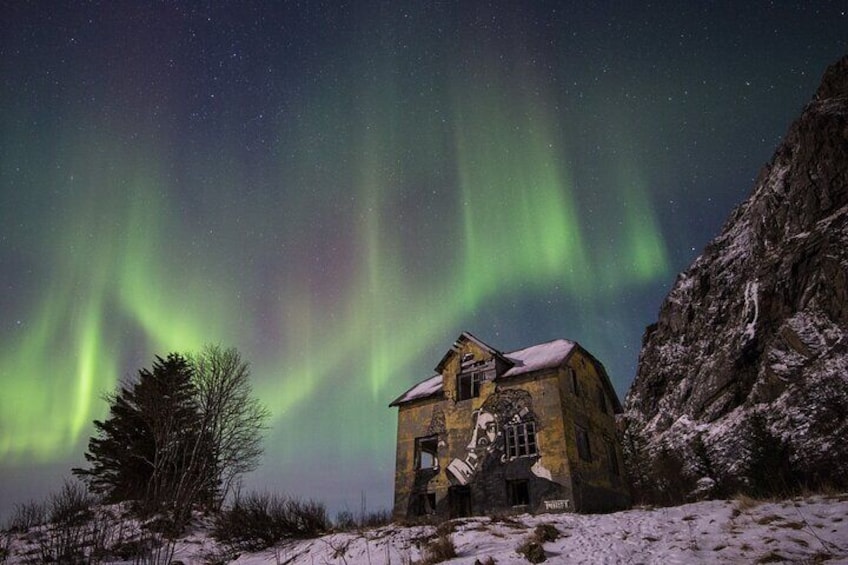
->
1;2;845;518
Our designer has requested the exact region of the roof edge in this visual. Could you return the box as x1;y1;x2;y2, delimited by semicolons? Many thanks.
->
388;374;444;407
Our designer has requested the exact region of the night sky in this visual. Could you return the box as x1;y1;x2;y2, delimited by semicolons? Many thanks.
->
1;2;845;520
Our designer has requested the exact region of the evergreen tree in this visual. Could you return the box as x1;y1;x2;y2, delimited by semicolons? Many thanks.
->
74;353;213;515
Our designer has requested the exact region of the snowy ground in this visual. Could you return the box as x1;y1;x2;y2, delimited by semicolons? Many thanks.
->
221;494;848;564
5;494;848;563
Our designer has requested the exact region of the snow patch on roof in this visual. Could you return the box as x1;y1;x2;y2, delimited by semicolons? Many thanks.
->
389;374;443;405
502;338;575;377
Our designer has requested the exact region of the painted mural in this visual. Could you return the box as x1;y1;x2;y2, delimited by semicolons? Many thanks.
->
447;389;536;485
409;387;567;517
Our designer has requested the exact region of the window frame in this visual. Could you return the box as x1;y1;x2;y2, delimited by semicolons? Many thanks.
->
415;435;439;471
505;421;538;459
456;370;483;401
506;479;530;507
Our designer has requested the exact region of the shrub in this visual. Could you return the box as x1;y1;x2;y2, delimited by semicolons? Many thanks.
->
31;480;98;564
516;539;546;563
333;508;392;532
334;510;358;531
436;520;458;537
212;492;329;551
516;522;558;563
49;479;95;525
533;523;560;543
286;498;329;536
0;530;11;564
7;500;47;532
110;538;156;561
359;508;392;529
419;533;456;564
734;493;762;512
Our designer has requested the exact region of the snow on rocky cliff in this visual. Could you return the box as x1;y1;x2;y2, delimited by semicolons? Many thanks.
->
621;55;848;502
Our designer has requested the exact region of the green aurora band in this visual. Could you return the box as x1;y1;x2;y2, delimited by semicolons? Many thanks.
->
0;45;669;473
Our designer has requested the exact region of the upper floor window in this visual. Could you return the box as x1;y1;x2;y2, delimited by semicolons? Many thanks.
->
575;425;592;462
415;436;439;470
505;421;538;458
597;386;608;414
456;371;483;401
568;367;580;396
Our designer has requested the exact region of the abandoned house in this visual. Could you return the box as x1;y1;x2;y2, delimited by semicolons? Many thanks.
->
389;332;630;519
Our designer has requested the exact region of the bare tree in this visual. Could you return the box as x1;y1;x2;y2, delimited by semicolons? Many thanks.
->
189;345;270;509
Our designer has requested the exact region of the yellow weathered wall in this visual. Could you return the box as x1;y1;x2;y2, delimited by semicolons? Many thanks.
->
557;349;630;511
393;395;442;519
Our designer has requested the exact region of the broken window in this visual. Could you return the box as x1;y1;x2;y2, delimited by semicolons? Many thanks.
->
415;492;436;516
576;425;592;462
507;479;530;506
456;371;483;401
505;421;538;458
415;436;439;470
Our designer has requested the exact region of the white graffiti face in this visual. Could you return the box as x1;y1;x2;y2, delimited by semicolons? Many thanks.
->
469;410;498;450
446;390;537;487
448;410;500;485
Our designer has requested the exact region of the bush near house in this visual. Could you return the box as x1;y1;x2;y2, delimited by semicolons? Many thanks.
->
212;492;329;551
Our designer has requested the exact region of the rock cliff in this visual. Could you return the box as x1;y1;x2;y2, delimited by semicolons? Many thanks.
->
621;56;848;503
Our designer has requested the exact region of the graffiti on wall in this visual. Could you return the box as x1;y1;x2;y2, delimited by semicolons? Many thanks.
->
408;388;565;517
446;389;537;485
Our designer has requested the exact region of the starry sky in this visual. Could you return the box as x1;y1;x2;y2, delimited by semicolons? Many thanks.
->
0;1;845;520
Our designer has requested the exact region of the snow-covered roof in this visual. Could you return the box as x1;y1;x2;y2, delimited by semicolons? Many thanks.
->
502;338;576;377
390;337;578;406
389;374;443;406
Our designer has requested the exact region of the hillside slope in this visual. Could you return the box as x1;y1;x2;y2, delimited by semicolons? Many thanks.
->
620;55;848;502
231;495;848;564
5;494;847;563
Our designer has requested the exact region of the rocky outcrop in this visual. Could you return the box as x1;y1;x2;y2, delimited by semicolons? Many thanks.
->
621;56;848;503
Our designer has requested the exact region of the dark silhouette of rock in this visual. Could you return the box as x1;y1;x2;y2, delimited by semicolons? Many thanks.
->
621;56;848;503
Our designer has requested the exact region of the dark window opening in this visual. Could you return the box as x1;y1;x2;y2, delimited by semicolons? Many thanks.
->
448;485;472;518
606;439;620;476
576;425;592;462
505;421;538;458
598;386;608;413
507;479;530;506
456;371;483;401
415;436;439;470
415;492;436;516
569;368;580;396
